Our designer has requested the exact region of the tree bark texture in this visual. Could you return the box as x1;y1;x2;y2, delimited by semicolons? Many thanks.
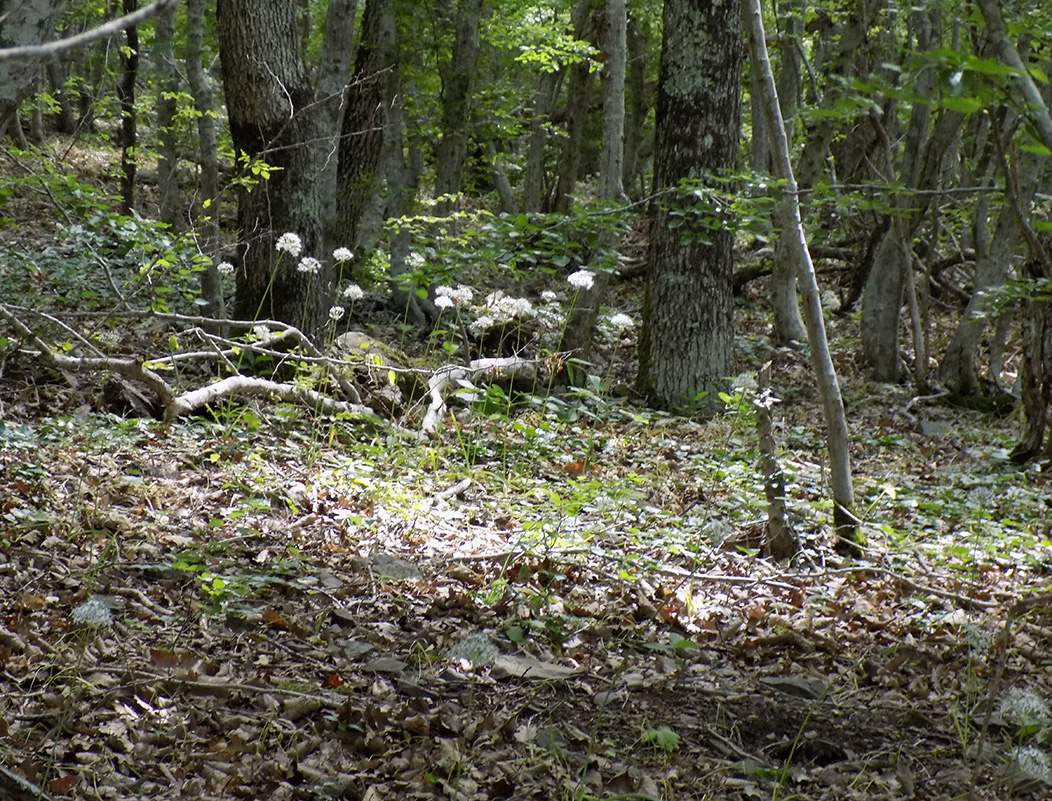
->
637;0;741;416
0;0;67;137
621;13;645;197
153;0;178;225
117;0;139;215
745;0;857;547
433;0;483;217
186;0;223;318
315;0;357;243
551;0;598;214
521;70;559;212
331;0;388;254
217;0;327;341
561;0;625;361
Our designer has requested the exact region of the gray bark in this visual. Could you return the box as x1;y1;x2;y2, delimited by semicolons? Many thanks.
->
218;0;327;341
522;70;559;212
861;13;963;382
186;0;223;317
315;0;357;243
433;0;483;217
637;0;741;417
621;13;645;197
330;0;388;254
562;0;625;361
769;3;806;344
153;0;179;226
0;0;68;138
552;0;598;214
116;0;139;215
745;0;857;545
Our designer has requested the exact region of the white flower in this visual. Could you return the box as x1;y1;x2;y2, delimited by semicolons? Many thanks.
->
451;286;473;304
435;296;455;310
332;247;353;262
609;313;634;329
407;252;426;269
328;305;346;321
567;269;595;290
472;314;497;333
436;284;474;305
72;596;113;628
297;257;322;274
1013;746;1052;782
541;290;559;302
216;261;235;275
999;687;1051;723
276;232;302;257
342;284;364;301
253;324;271;340
493;296;535;319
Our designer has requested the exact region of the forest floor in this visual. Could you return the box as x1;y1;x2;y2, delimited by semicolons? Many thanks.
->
3;154;1052;801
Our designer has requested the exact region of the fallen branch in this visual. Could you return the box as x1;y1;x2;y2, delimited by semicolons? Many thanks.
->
420;356;540;434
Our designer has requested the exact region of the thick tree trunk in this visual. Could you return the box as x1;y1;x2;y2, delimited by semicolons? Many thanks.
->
637;0;741;416
0;0;67;137
45;59;77;134
116;0;139;215
433;0;483;217
153;0;179;226
315;0;357;243
186;0;223;318
330;0;388;254
217;0;327;341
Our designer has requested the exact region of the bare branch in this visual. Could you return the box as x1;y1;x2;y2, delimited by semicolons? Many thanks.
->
0;0;174;63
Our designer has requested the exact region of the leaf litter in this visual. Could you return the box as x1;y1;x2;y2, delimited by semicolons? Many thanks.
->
2;317;1052;801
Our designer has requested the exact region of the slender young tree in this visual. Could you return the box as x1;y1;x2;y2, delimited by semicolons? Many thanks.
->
746;0;859;549
116;0;139;214
153;0;178;226
217;0;327;341
185;0;223;318
637;0;741;416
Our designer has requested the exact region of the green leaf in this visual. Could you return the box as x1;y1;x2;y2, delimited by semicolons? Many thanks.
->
940;96;983;114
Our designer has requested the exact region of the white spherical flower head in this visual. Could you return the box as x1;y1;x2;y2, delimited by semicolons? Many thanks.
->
297;257;322;274
276;232;302;257
328;305;346;321
494;296;535;320
342;283;364;301
450;285;474;305
567;269;595;290
540;290;559;302
407;252;426;269
609;313;635;329
332;247;353;263
435;295;455;310
216;261;235;275
253;324;271;340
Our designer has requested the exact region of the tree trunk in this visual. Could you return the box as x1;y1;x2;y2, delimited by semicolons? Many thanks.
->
561;0;625;362
315;0;357;244
861;13;963;382
0;0;67;137
153;0;179;226
186;0;223;318
637;0;741;417
551;0;598;214
745;0;858;549
116;0;139;215
621;13;645;198
217;0;327;341
522;70;560;213
769;2;806;345
433;0;483;217
330;0;388;254
45;58;77;134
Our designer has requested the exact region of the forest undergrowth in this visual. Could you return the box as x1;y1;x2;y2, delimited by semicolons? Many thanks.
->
2;156;1052;801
